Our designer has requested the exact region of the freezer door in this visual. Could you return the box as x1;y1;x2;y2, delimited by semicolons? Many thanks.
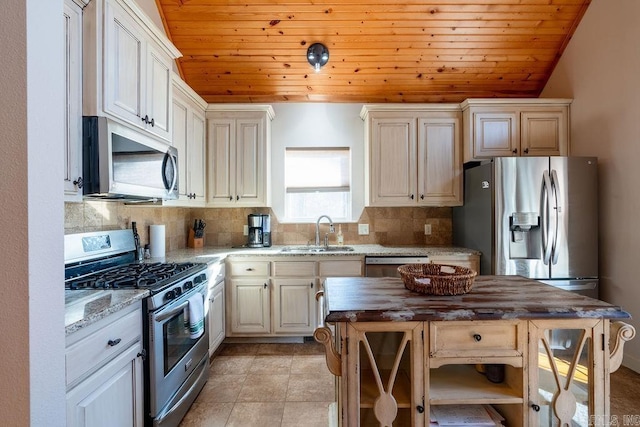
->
495;157;550;278
549;157;598;279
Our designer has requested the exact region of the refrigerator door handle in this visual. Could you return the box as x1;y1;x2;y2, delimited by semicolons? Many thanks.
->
550;169;560;265
541;170;553;265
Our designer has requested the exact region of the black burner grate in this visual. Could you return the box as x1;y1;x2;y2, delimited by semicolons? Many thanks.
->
66;262;201;291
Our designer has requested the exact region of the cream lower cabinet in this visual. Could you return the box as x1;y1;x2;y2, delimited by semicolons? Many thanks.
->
208;261;226;356
461;99;571;163
65;302;143;427
226;257;363;337
361;105;462;207
328;318;618;426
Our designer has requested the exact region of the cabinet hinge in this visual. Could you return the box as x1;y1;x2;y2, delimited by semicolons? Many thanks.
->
345;337;349;355
602;333;605;352
421;330;424;341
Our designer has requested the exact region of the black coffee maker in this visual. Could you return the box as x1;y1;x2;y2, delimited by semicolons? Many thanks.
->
247;214;271;248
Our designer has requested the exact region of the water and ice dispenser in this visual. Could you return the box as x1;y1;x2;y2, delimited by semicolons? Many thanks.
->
509;212;541;259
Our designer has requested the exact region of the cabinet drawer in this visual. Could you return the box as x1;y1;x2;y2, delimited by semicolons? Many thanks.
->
66;308;141;386
429;321;523;358
319;260;363;277
228;261;270;277
272;261;316;277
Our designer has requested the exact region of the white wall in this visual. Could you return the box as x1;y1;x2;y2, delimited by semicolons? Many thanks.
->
270;103;365;221
542;0;640;372
0;0;66;425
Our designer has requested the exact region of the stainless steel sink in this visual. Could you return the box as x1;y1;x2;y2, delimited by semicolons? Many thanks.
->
280;245;355;253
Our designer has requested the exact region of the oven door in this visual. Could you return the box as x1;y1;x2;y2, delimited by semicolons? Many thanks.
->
148;282;209;417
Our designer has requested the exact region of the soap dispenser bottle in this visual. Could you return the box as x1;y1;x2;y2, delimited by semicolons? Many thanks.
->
337;224;344;246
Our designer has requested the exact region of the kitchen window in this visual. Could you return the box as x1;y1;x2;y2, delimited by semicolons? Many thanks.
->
284;147;351;221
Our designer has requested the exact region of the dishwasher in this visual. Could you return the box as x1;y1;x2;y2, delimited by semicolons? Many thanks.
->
365;256;430;277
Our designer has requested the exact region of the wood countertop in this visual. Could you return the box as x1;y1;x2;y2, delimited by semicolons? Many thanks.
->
323;276;630;323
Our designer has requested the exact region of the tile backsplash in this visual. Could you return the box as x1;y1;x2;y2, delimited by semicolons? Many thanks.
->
65;202;453;250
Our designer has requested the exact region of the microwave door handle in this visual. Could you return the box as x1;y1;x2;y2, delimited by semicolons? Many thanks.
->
169;152;178;191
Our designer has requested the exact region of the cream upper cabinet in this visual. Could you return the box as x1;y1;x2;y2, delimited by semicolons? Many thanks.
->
63;0;85;201
461;99;571;162
205;106;275;207
362;105;463;207
83;0;181;142
164;74;207;206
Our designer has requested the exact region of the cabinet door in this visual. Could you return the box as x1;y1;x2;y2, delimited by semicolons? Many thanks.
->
472;111;519;157
369;117;417;206
144;42;172;141
228;278;270;335
521;110;568;156
528;319;605;427
207;119;235;204
235;118;265;205
171;97;189;198
63;0;83;200
208;282;225;355
103;0;144;127
417;115;462;206
345;322;424;426
273;278;316;334
66;343;143;427
189;110;206;200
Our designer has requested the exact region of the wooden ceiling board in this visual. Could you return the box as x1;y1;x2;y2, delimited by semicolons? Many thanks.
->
156;0;591;103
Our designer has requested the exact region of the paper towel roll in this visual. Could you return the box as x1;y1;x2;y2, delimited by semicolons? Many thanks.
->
149;225;166;258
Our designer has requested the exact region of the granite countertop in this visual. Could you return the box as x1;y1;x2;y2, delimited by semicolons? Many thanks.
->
65;289;149;335
323;276;631;323
159;244;479;263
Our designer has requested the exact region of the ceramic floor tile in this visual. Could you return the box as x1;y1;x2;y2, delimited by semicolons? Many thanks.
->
210;355;255;375
225;402;285;427
196;374;246;403
178;401;234;427
281;401;333;427
286;373;336;402
248;355;293;375
237;374;290;402
291;354;330;375
257;343;298;355
218;343;261;356
293;341;326;355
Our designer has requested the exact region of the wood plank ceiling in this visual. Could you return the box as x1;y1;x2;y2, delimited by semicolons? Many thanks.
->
156;0;591;103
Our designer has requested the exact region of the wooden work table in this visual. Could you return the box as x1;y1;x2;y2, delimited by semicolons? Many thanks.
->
315;276;635;427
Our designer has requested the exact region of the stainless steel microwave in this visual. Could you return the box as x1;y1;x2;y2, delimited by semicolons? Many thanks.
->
82;116;178;201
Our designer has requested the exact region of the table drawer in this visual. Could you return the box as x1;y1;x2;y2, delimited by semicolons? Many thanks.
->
66;308;141;386
228;261;270;277
429;320;523;358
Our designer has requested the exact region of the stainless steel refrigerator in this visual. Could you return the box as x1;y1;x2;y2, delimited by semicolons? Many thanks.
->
453;156;599;298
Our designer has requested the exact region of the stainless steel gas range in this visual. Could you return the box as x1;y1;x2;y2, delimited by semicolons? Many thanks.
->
64;230;209;427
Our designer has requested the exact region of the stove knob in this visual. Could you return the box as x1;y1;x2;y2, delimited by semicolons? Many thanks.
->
183;281;193;291
165;290;176;301
174;287;182;297
194;274;206;284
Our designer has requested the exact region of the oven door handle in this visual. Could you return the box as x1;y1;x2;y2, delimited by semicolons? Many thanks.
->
155;300;190;322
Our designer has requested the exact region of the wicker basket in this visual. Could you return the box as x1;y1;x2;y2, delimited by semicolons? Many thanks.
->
397;264;477;295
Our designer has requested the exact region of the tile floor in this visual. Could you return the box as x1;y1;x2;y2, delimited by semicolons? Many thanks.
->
179;342;335;427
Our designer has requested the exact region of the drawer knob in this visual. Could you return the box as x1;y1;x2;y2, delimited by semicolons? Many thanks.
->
531;403;541;412
473;333;482;342
246;268;254;271
416;405;424;414
108;338;122;347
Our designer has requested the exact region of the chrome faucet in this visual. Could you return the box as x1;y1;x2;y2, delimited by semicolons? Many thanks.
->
315;215;335;247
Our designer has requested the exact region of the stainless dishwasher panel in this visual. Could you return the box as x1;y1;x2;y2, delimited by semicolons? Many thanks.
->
365;256;430;277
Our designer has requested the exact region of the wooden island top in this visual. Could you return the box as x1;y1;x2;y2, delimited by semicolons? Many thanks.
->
323;275;630;323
